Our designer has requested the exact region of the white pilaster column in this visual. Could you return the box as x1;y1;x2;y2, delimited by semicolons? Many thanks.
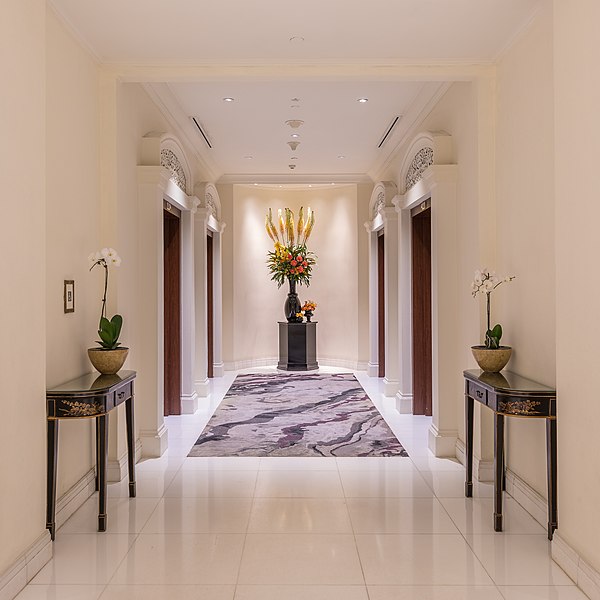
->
382;207;400;397
366;223;379;377
212;228;225;377
137;166;169;457
426;167;460;456
394;199;413;413
180;204;199;413
194;208;210;397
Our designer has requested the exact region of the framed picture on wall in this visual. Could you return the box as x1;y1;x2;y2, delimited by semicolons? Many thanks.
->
64;280;75;313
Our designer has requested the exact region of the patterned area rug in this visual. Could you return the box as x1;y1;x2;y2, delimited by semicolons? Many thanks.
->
188;373;408;457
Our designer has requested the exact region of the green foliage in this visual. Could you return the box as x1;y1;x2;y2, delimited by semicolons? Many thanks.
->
485;323;503;349
266;243;317;288
96;314;123;350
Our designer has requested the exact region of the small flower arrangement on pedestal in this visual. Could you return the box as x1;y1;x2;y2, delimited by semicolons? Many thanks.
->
301;300;317;322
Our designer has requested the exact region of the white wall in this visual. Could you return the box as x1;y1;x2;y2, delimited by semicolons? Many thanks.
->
222;184;366;368
0;0;47;579
45;6;100;497
554;0;600;576
495;3;555;498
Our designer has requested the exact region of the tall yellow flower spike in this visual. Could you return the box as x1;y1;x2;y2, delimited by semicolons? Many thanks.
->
297;206;304;241
304;209;315;242
287;208;295;246
278;209;285;241
268;208;279;243
265;215;274;242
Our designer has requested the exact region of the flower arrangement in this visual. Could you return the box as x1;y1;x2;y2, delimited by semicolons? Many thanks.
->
88;248;124;350
265;207;317;287
301;300;317;312
471;267;515;349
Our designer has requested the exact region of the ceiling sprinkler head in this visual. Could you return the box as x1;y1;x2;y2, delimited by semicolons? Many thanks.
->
287;141;300;151
285;119;304;129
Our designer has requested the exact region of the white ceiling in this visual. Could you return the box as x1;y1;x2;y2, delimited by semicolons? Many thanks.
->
49;0;541;182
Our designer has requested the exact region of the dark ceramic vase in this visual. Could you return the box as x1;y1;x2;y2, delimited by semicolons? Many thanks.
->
304;310;313;322
284;279;302;322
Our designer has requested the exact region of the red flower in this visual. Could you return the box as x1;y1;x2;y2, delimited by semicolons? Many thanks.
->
291;260;297;266
287;254;292;260
303;261;308;267
296;255;303;261
298;266;304;273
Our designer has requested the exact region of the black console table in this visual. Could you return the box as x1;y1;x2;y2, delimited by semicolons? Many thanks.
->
46;370;137;540
463;369;557;539
278;322;318;371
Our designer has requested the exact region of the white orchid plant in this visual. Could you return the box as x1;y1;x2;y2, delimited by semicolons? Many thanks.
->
471;268;515;349
88;248;124;350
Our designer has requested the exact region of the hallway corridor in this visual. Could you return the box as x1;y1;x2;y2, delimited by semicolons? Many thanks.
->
18;370;582;600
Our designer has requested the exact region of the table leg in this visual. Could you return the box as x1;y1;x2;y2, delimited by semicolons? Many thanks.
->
95;418;100;492
546;417;558;540
494;412;505;532
97;415;108;532
46;419;59;541
125;395;136;498
465;394;474;497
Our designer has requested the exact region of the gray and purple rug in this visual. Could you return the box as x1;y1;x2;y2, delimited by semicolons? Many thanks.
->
188;373;408;457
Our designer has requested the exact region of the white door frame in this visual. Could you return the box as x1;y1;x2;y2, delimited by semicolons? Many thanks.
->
365;181;400;398
394;132;459;455
194;182;225;397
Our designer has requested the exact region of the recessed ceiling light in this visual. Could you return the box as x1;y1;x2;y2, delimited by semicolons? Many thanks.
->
337;155;346;159
223;97;235;102
254;183;258;186
357;98;368;103
308;185;312;188
287;141;300;151
244;155;253;160
279;185;283;188
285;119;304;128
291;156;298;160
331;182;335;185
290;105;300;109
291;133;300;138
289;36;305;43
291;97;300;102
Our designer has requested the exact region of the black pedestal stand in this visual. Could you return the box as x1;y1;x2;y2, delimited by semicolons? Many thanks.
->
277;322;318;371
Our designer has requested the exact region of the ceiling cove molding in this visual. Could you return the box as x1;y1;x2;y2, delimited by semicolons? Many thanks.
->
109;63;496;83
398;132;454;195
141;132;193;195
369;181;397;220
194;182;221;221
369;81;451;182
142;83;220;183
217;173;373;185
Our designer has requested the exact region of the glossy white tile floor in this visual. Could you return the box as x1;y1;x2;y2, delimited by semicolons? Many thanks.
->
18;367;586;600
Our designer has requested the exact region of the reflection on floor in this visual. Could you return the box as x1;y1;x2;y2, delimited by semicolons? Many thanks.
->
17;367;584;600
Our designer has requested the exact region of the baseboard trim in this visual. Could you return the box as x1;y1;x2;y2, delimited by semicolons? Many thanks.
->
504;468;548;529
552;534;600;598
383;377;400;397
0;531;52;600
181;391;199;414
194;378;210;397
0;466;101;600
428;424;458;457
223;358;364;371
140;424;168;458
395;392;413;414
107;438;143;483
212;362;225;377
367;362;379;377
455;439;494;482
